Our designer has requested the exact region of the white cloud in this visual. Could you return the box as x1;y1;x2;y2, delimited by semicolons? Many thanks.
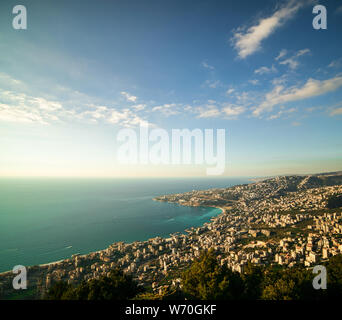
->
0;90;63;112
196;105;221;118
0;85;150;128
121;91;137;102
0;72;23;87
249;79;260;85
226;88;235;95
83;106;151;127
231;0;306;59
328;58;342;68
297;48;311;57
81;106;108;120
271;75;288;86
193;102;246;120
278;48;310;70
330;108;342;116
0;89;64;125
253;76;342;116
280;58;299;70
267;107;296;120
0;73;151;128
132;104;146;111
0;103;49;124
107;108;150;127
254;65;277;75
236;91;253;105
201;61;215;70
31;97;63;112
222;104;245;118
184;105;193;112
205;80;221;88
275;49;288;61
152;103;180;116
329;101;342;116
107;109;130;124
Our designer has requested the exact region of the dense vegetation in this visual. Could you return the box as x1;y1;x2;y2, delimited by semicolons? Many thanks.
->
181;250;342;300
327;194;342;209
47;251;342;300
46;268;141;300
181;250;244;299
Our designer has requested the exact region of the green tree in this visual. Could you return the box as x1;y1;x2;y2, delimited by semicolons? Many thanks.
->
241;263;263;299
181;249;244;300
46;281;73;300
262;277;296;300
325;254;342;299
326;194;342;209
46;268;141;300
261;266;322;300
134;287;185;300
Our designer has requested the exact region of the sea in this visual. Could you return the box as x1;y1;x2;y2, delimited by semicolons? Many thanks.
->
0;177;250;273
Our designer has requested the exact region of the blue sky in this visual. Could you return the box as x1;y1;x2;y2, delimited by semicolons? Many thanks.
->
0;0;342;177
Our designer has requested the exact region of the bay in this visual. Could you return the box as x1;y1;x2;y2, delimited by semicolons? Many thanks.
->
0;177;249;272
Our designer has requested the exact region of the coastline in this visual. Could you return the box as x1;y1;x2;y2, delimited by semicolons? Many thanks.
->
1;172;342;299
0;204;225;275
1;177;250;274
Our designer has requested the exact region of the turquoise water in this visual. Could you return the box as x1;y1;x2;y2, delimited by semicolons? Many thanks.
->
0;178;249;272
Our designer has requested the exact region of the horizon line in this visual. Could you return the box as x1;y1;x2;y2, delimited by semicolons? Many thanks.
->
0;169;341;179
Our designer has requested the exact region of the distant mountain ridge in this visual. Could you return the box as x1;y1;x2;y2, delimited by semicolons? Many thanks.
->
256;171;342;197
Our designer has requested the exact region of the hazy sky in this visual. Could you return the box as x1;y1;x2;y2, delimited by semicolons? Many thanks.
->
0;0;342;177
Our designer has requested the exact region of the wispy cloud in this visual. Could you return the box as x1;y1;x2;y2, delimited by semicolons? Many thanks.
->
275;49;288;61
329;101;342;116
271;75;288;86
132;104;146;111
151;103;180;116
328;58;342;69
0;89;63;125
0;73;151;128
201;61;215;70
253;76;342;116
120;91;137;102
222;104;245;119
80;106;108;122
192;102;246;120
231;0;307;59
107;108;150;127
195;105;221;118
278;48;311;70
254;65;277;75
0;72;23;87
267;106;296;120
330;108;342;116
235;91;254;105
249;79;260;85
226;88;235;95
0;103;52;125
0;87;151;128
204;80;221;88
